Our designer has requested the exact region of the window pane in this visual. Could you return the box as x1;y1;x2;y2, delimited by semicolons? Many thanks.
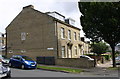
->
75;46;77;55
74;32;77;40
78;33;80;41
61;46;65;58
61;28;65;39
68;30;71;40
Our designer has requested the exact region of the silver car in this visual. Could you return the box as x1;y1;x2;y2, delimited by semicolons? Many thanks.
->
115;56;120;65
0;55;11;78
80;55;94;60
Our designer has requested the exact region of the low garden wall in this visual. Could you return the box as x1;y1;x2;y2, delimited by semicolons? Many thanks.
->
56;58;94;68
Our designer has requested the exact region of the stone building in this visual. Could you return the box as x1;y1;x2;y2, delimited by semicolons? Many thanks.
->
0;32;6;55
6;5;90;61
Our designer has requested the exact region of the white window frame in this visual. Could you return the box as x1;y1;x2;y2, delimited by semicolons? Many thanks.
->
61;28;65;39
74;46;77;56
78;33;80;41
74;32;77;40
61;46;65;58
68;30;71;40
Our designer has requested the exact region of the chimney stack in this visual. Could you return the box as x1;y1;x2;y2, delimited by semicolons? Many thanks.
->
23;5;34;9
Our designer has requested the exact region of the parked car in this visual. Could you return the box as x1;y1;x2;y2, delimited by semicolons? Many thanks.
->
0;55;10;64
9;55;37;69
115;56;120;65
80;55;94;60
0;58;11;78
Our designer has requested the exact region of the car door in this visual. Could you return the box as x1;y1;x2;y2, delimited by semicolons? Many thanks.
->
14;57;22;67
10;57;17;67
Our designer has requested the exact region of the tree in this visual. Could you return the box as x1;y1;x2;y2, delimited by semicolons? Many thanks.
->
78;2;120;67
91;42;109;55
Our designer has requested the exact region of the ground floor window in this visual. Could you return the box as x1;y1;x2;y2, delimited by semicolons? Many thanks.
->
61;46;65;58
68;47;72;58
74;46;77;56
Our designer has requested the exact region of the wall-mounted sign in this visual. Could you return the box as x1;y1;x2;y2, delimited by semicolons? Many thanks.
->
47;48;54;50
21;50;26;53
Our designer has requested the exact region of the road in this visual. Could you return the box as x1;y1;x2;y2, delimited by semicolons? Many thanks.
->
10;67;119;77
11;68;83;77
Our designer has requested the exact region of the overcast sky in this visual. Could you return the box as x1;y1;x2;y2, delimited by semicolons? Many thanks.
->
0;0;84;36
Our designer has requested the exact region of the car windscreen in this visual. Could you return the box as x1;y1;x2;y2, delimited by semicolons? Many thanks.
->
22;56;33;61
116;56;120;59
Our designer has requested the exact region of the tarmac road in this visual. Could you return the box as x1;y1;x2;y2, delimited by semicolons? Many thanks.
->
9;61;119;78
10;66;119;78
11;68;83;77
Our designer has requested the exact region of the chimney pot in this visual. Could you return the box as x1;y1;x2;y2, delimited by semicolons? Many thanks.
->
23;5;34;9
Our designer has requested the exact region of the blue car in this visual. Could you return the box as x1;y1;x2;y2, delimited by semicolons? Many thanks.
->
9;55;37;69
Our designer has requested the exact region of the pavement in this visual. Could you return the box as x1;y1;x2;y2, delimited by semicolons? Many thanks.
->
97;60;113;67
79;61;120;77
38;61;120;77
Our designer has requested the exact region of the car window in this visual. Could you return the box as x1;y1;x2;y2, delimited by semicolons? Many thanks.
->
13;57;21;60
22;56;33;61
0;55;3;59
80;56;89;59
16;58;21;60
80;56;85;58
116;56;120;59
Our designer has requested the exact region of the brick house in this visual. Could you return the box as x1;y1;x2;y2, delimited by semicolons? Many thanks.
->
6;5;92;67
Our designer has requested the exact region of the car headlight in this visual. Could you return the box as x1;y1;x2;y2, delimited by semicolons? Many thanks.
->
0;70;3;74
34;61;37;64
24;61;30;65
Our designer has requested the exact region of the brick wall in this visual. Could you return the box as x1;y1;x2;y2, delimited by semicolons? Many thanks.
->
56;58;94;68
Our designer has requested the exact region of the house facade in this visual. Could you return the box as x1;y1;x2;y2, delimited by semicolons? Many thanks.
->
6;5;90;61
0;32;6;55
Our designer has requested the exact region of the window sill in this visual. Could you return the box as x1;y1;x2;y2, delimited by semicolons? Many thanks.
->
68;39;71;40
61;38;65;40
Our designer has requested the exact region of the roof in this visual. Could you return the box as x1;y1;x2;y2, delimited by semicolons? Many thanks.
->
6;5;81;31
45;12;80;30
53;18;81;30
26;5;81;30
46;11;65;18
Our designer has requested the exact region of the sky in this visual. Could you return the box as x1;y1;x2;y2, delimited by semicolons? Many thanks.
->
0;0;85;36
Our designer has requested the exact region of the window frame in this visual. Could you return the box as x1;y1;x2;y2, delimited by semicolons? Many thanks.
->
78;33;80;41
61;46;65;58
61;27;65;39
68;30;71;40
74;32;77;40
74;46;77;56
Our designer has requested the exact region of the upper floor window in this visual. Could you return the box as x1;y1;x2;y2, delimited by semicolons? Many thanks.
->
68;30;71;40
74;32;77;40
61;27;65;39
78;33;80;41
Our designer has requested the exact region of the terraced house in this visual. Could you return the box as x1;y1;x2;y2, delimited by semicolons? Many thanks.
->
6;5;92;67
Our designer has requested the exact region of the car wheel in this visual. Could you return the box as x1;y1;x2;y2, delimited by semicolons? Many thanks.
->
21;64;25;69
6;71;11;78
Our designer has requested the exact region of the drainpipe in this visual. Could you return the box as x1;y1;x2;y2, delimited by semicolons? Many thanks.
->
1;33;4;55
5;33;7;58
55;21;59;59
